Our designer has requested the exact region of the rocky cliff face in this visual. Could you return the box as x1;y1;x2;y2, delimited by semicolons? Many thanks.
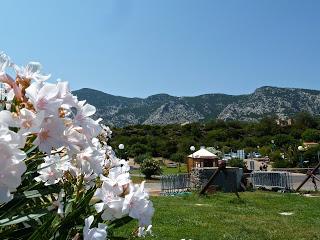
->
143;101;204;125
217;87;320;121
73;86;320;127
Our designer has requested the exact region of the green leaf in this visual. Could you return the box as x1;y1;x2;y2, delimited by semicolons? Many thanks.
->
0;226;33;240
22;188;60;199
27;214;57;240
0;212;47;226
25;144;38;155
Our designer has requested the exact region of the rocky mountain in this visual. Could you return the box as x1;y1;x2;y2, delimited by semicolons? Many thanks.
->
73;86;320;127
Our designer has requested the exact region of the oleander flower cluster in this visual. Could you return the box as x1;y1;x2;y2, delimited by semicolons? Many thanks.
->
0;52;153;239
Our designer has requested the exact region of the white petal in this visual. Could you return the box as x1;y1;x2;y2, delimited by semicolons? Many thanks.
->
85;215;94;228
94;203;105;213
82;104;96;117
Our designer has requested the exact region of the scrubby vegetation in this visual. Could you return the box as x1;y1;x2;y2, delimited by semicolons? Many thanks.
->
140;158;163;179
110;112;320;168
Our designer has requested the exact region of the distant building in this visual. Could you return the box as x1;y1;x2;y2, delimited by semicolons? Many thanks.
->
276;118;293;126
180;121;190;126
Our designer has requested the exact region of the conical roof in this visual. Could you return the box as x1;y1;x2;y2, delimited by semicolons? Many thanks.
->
188;148;218;159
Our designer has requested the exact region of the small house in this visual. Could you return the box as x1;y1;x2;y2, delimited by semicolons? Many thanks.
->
187;148;219;172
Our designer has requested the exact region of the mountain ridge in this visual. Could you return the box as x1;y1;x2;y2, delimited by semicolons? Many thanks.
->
73;86;320;127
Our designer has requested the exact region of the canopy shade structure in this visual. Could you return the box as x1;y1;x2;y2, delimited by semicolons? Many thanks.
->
188;148;218;159
187;148;219;172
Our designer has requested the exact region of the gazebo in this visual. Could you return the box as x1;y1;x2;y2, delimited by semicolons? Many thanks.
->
187;148;219;172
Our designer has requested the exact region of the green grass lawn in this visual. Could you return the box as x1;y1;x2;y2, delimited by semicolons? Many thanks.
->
161;165;188;175
130;164;187;176
131;176;160;184
113;191;320;240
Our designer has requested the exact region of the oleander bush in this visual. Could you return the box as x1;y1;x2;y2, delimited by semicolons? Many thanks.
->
0;52;154;239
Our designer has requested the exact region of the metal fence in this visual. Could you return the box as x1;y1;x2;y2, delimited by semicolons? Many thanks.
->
273;168;320;174
160;174;192;195
251;171;293;191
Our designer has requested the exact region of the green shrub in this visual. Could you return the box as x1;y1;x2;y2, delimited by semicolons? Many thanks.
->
270;150;282;162
140;158;162;179
228;158;244;168
272;159;292;168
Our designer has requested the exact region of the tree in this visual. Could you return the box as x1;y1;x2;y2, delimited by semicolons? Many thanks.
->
255;116;279;136
303;145;320;166
273;134;296;148
160;140;178;158
140;158;163;179
259;146;271;157
170;152;185;163
294;112;318;129
170;152;186;172
130;143;150;157
302;129;320;142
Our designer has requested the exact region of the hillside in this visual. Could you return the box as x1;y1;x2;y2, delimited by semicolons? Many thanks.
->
73;86;320;127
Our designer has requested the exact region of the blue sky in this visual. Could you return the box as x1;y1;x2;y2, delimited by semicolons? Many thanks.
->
1;0;320;97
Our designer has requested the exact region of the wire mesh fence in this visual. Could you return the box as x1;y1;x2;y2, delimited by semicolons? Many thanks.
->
251;171;293;191
160;174;192;195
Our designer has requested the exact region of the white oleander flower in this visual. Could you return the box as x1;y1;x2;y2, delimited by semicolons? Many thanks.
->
0;109;45;135
108;159;131;186
94;178;126;221
83;215;107;240
0;110;18;127
94;197;125;221
95;177;123;200
0;123;26;158
108;169;130;188
75;146;105;175
0;124;26;203
56;80;77;107
19;109;45;135
34;154;70;185
48;189;65;217
73;100;102;140
0;156;26;203
122;182;154;227
14;62;51;83
83;172;98;190
63;126;88;153
33;117;65;154
25;82;62;116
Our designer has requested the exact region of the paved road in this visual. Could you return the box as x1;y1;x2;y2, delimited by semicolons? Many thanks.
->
291;173;320;191
145;182;161;196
